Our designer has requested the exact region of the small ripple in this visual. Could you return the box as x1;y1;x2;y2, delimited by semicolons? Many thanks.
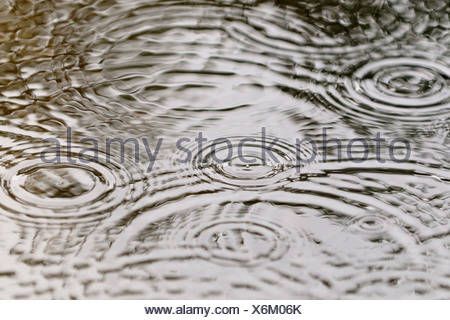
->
173;135;317;190
1;0;449;299
349;214;390;234
74;156;450;298
322;53;450;125
162;204;303;267
348;57;450;108
93;202;321;298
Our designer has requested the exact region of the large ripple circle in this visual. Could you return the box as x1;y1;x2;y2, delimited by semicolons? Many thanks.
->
132;203;310;268
0;149;145;226
346;58;450;111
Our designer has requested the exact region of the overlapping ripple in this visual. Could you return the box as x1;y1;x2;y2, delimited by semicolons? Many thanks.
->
73;140;449;298
42;0;435;134
322;50;450;125
0;0;449;299
128;203;307;267
0;127;147;227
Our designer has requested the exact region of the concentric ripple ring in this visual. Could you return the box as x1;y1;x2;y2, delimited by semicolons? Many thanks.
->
345;58;450;111
0;150;144;226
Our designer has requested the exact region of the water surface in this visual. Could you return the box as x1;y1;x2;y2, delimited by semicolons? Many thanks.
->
0;0;449;299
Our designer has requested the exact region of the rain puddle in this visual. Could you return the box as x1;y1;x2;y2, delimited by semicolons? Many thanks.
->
0;0;449;299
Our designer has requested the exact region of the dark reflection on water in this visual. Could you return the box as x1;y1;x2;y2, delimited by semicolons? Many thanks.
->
0;0;449;299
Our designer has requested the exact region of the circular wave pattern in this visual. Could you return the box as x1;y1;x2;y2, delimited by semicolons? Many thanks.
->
348;214;390;235
45;0;422;130
176;135;317;189
126;203;309;268
74;159;450;298
324;56;450;124
0;0;449;300
347;58;450;110
193;219;290;267
0;143;145;227
345;214;401;244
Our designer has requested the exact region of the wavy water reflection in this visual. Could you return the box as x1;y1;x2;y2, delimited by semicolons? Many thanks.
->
0;0;448;299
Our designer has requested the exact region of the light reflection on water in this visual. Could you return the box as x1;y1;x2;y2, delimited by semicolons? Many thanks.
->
0;0;449;299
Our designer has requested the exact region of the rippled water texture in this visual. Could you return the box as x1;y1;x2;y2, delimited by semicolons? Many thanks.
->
0;0;449;299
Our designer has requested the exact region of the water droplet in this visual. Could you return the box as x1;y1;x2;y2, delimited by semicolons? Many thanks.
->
323;55;450;125
175;135;317;189
0;141;146;227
